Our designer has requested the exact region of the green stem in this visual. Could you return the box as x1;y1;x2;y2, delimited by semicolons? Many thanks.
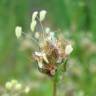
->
53;79;57;96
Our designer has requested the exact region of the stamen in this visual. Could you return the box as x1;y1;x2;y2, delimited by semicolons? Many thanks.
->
36;16;45;40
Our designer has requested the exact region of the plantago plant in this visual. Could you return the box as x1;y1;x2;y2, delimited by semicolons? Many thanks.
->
15;10;73;96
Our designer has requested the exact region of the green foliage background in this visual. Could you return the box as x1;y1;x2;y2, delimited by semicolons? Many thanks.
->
0;0;96;96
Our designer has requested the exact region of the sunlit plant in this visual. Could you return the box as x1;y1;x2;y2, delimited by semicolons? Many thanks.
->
15;10;73;96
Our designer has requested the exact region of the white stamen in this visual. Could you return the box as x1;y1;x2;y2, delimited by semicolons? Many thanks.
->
35;52;49;63
40;10;47;21
35;32;40;39
65;44;73;55
32;11;38;21
38;62;43;68
42;53;49;63
30;20;37;32
45;27;50;33
35;52;43;57
15;26;22;39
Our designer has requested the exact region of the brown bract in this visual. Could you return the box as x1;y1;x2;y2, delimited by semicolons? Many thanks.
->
33;38;68;76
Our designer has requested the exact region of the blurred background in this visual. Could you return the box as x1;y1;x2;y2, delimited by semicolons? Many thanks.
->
0;0;96;96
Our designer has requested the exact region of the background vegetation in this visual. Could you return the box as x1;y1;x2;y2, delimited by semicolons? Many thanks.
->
0;0;96;96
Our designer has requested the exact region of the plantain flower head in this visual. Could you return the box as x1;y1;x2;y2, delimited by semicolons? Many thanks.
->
15;10;73;77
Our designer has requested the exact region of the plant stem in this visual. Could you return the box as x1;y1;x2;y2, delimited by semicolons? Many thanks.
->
53;79;57;96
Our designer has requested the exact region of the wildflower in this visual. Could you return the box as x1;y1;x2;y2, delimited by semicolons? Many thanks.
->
30;20;37;32
40;10;47;21
32;11;38;21
15;26;22;39
15;10;73;77
65;44;73;55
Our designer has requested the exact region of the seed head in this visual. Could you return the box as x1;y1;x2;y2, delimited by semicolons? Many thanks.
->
15;10;73;77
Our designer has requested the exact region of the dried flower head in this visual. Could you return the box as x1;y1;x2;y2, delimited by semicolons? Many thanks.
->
15;10;73;77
